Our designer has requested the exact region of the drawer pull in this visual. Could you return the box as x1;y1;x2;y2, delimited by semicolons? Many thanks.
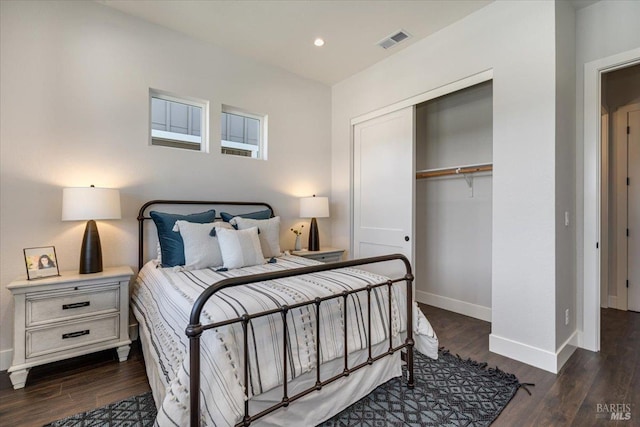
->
62;330;90;339
62;301;90;310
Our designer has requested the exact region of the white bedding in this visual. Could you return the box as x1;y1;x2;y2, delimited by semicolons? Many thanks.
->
132;255;438;426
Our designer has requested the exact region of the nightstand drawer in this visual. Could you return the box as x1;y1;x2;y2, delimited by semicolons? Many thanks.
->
291;248;345;264
26;314;120;358
309;253;343;263
26;285;120;326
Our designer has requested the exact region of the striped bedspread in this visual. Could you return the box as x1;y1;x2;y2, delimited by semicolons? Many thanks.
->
132;255;432;427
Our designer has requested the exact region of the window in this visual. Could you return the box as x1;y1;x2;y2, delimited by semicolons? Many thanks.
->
150;89;208;152
221;105;267;159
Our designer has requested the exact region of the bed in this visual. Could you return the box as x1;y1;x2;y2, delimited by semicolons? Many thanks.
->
132;200;438;427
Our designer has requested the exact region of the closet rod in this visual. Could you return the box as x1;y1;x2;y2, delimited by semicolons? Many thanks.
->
416;163;493;179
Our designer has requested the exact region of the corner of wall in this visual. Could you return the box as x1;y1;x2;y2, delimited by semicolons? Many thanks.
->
490;330;578;374
417;290;491;322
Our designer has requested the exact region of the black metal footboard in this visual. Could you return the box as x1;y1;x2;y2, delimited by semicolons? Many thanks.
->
185;254;415;427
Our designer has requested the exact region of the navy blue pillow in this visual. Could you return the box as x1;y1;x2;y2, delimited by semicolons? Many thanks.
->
220;209;272;223
150;209;216;267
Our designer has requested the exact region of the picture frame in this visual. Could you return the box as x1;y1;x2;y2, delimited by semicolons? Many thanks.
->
24;246;60;280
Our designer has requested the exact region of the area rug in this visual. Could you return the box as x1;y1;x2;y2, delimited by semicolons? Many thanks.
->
320;348;532;426
43;392;156;427
44;349;531;427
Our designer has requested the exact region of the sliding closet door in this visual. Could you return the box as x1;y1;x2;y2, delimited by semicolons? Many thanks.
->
353;106;414;274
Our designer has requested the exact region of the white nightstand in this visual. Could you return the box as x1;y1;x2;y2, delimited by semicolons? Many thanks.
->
291;247;345;263
7;266;133;389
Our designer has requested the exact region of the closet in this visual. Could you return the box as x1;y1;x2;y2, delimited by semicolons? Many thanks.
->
352;78;493;320
415;81;493;321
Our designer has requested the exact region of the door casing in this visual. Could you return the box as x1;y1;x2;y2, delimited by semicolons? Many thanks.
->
582;48;640;352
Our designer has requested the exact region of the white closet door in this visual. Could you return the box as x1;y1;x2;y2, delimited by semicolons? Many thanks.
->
353;107;414;275
628;109;640;312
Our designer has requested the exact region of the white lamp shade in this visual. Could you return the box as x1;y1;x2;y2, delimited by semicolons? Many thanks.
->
62;187;121;221
300;196;329;218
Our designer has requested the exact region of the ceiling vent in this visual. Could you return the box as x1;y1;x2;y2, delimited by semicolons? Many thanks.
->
377;30;411;50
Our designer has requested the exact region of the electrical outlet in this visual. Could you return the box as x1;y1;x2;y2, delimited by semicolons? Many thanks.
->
565;309;570;325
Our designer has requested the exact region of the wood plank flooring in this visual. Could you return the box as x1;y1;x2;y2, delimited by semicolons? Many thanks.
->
0;306;638;426
420;305;639;427
0;341;150;427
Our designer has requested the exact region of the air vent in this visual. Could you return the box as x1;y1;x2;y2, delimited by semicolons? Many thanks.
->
377;30;411;50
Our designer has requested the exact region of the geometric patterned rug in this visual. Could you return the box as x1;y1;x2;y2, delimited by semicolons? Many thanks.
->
43;349;531;427
42;392;156;427
320;349;532;426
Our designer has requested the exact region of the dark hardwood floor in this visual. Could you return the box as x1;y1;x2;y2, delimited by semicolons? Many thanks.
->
0;306;638;426
420;305;639;427
0;340;150;427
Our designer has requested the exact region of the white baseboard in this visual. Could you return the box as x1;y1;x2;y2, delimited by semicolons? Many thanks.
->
574;330;584;348
416;290;491;322
0;348;13;372
489;330;578;374
608;295;618;309
557;331;579;372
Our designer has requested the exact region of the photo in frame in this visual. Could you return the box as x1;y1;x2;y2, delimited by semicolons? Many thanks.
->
24;246;60;280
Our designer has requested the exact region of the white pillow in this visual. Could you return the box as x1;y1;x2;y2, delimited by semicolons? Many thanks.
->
216;226;265;269
231;216;281;258
172;221;234;269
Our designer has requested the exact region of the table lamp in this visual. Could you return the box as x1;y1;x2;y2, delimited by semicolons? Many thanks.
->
299;195;329;251
62;185;121;274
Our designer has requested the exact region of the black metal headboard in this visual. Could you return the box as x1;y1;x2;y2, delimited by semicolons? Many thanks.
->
137;200;274;270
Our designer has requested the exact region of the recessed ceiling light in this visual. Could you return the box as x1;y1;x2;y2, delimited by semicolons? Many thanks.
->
314;38;325;47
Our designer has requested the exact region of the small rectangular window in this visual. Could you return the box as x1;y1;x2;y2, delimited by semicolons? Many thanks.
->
150;89;208;152
221;105;267;159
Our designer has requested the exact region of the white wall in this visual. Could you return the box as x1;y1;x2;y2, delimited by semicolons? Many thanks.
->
415;82;493;321
554;0;577;352
575;0;640;334
0;1;331;369
332;1;561;371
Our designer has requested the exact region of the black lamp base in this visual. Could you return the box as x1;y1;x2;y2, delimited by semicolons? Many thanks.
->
308;217;320;251
80;220;103;274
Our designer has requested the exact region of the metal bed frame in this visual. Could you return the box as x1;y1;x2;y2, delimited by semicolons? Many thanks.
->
137;200;415;427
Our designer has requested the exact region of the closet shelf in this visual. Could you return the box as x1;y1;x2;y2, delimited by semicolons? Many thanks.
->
416;163;493;179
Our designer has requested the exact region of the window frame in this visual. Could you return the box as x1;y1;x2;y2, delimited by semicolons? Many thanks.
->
221;105;268;160
149;89;209;152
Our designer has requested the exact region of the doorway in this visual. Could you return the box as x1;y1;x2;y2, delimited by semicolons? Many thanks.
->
602;64;640;312
583;48;640;352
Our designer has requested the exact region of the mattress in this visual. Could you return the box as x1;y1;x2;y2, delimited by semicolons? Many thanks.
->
132;255;438;426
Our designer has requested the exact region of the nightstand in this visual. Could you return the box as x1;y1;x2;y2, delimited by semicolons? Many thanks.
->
291;247;345;263
7;266;133;389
